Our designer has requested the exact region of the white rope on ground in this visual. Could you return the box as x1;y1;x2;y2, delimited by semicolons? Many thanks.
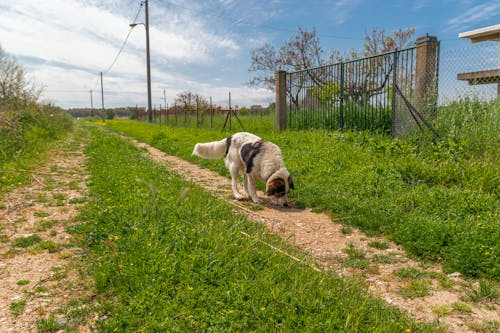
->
239;231;322;272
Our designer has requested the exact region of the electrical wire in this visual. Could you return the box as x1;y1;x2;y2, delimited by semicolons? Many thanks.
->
101;1;144;74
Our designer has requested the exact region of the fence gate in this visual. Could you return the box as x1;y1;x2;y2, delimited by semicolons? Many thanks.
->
277;35;440;137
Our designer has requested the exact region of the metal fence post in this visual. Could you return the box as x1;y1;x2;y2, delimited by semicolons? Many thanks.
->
275;70;287;131
415;35;439;117
391;49;399;138
339;62;345;129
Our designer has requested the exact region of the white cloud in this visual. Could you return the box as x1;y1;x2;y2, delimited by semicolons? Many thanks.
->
447;1;500;31
0;0;263;108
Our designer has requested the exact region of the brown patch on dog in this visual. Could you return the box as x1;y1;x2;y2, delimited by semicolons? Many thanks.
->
266;178;286;197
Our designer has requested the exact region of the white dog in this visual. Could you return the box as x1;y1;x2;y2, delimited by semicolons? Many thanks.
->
192;132;294;207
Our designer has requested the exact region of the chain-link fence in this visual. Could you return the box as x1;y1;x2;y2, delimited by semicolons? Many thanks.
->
278;35;499;138
439;41;499;104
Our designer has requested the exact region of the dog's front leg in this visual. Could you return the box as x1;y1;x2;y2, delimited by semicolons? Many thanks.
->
243;173;252;199
247;175;260;203
229;164;245;200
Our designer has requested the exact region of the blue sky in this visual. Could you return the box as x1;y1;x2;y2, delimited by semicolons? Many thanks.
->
1;0;499;109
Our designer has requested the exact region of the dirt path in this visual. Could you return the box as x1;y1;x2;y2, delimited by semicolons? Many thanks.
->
133;139;499;333
0;132;94;332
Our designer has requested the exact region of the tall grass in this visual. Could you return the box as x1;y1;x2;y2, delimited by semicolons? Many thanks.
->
75;125;438;332
0;105;73;193
103;97;499;280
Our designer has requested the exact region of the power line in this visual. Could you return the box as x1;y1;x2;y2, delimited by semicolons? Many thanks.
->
101;2;145;74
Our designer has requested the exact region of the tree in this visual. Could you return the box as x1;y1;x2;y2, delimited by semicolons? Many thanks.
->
249;27;415;106
248;27;326;91
249;27;415;90
174;91;208;113
0;45;41;109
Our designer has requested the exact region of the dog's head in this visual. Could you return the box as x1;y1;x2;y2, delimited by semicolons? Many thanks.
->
266;168;294;207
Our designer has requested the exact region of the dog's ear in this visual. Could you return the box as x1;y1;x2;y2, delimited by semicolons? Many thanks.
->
266;178;285;196
288;175;294;190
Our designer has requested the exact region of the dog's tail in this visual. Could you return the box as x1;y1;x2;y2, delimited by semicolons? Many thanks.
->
192;137;229;159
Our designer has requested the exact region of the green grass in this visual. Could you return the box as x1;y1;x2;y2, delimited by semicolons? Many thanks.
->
10;300;27;316
16;279;30;286
74;125;439;332
465;280;500;302
398;280;430;299
368;241;389;250
101;98;499;280
0;105;73;195
13;234;42;248
141;112;275;133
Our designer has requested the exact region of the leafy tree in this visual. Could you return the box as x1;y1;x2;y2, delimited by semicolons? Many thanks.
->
249;27;326;91
249;27;415;106
0;45;41;109
174;91;208;113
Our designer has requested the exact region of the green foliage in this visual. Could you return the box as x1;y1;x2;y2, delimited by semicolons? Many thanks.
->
465;280;499;303
13;234;42;247
288;103;392;133
398;280;430;299
394;267;426;280
75;125;438;332
368;241;389;250
0;105;73;192
10;300;27;316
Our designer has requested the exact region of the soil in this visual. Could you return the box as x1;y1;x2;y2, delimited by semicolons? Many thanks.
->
0;132;497;332
0;134;94;332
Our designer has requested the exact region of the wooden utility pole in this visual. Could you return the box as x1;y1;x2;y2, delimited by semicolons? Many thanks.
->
89;90;94;117
145;0;153;122
100;72;104;112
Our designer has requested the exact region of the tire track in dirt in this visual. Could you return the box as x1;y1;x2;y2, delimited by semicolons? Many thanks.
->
133;139;499;333
0;133;94;332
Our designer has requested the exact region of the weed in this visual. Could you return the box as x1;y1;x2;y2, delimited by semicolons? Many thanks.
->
36;315;61;332
368;241;389;250
35;286;48;293
371;254;400;264
0;234;8;243
451;302;472;313
437;274;455;289
39;240;61;253
465;280;499;302
13;234;42;247
467;320;500;333
432;305;452;317
67;181;80;190
36;219;58;232
341;226;353;235
17;279;30;286
394;267;426;279
343;244;366;259
69;197;87;204
34;211;50;218
398;280;430;299
10;300;26;316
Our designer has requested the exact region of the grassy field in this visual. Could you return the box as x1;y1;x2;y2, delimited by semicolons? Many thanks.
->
75;125;438;332
103;98;499;280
